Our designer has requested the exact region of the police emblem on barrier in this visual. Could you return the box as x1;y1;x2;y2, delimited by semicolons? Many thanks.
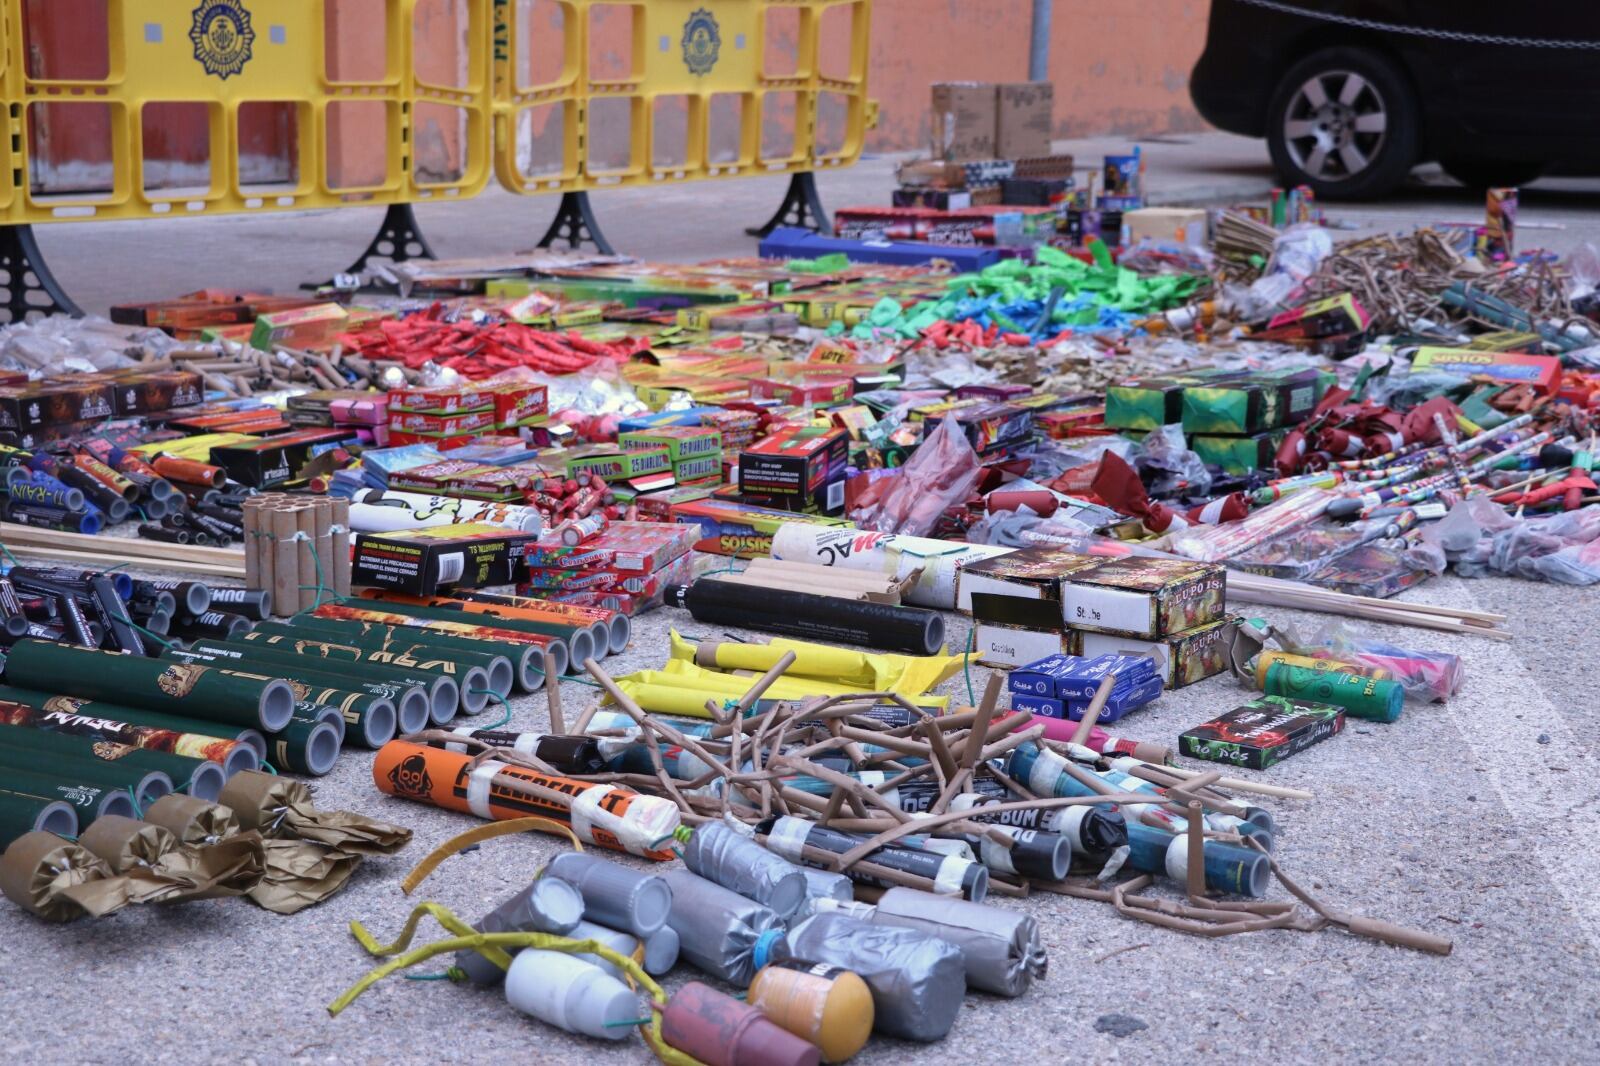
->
190;0;256;81
681;8;721;76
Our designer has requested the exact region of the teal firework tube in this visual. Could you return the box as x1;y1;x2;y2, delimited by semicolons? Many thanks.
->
1262;662;1404;723
0;723;222;801
342;595;595;671
249;619;519;697
233;632;490;716
1124;820;1270;897
0;692;258;777
0;742;170;808
0;686;268;761
1;770;136;830
162;646;426;738
310;602;574;679
1;640;295;732
262;716;343;776
270;614;545;694
0;784;79;850
179;641;452;728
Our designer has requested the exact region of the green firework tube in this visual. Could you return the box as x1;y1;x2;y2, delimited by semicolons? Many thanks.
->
0;722;222;801
0;694;258;776
249;619;517;697
262;716;343;776
292;704;349;747
232;632;491;716
0;742;170;808
1;640;295;732
340;595;595;670
0;686;268;761
263;615;541;694
162;646;427;738
1;772;134;830
1262;662;1404;723
182;638;462;726
0;784;79;850
310;602;573;678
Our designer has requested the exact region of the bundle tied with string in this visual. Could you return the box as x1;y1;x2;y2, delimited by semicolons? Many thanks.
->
243;495;350;618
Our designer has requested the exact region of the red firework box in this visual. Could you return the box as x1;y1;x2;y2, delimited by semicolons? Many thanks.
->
748;377;855;407
522;521;697;571
534;552;697;614
389;460;544;501
389;381;549;427
388;408;500;438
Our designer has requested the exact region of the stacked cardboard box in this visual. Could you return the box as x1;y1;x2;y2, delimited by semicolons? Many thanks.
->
619;425;723;489
387;382;549;451
1008;652;1163;723
518;521;698;615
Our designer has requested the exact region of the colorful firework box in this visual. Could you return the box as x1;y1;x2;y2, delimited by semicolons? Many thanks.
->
618;426;723;462
1250;292;1370;344
388;459;546;501
1180;696;1345;769
1066;618;1232;689
208;427;353;488
670;498;852;557
1059;556;1226;639
534;552;696;614
1191;430;1283;474
353;522;540;595
522;521;696;572
1179;367;1335;435
738;426;849;514
910;398;1033;453
0;379;116;431
1009;674;1163;724
565;444;672;483
1409;347;1562;395
673;454;722;484
956;547;1101;614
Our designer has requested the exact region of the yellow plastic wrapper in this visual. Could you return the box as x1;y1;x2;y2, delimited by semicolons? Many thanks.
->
668;630;964;695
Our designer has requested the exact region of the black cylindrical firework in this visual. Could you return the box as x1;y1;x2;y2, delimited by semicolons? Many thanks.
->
14;578;99;649
54;464;131;522
236;631;491;714
163;646;428;737
0;742;170;807
898;777;1130;855
138;522;188;543
758;815;988;901
0;784;78;850
135;580;212;617
419;729;607;775
184;638;462;724
265;616;535;693
205;587;272;622
1;770;135;829
10;567;132;601
0;578;30;640
1;639;295;731
129;581;179;617
964;824;1072;882
262;715;342;776
669;579;945;656
6;501;101;534
169;610;255;643
0;722;224;801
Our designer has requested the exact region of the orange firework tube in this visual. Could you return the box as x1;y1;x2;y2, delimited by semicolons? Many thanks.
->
358;589;627;658
372;740;680;860
152;454;227;489
70;453;140;502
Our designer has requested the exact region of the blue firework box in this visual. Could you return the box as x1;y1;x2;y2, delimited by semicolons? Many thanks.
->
1011;673;1164;723
1009;652;1159;700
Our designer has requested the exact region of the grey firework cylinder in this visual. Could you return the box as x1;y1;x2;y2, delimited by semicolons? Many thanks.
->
162;646;428;739
168;611;255;643
659;868;783;986
870;886;1047;998
762;815;989;902
681;820;808;920
234;632;490;715
0;723;223;801
1;639;295;731
456;875;586;986
0;785;79;850
668;579;946;656
0;685;267;759
179;640;457;726
545;852;674;939
255;617;527;695
0;742;171;808
0;771;136;830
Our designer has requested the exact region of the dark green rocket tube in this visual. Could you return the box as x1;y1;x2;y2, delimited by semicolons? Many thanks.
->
0;685;268;760
1;772;134;831
0;744;171;808
233;632;490;715
250;619;519;696
0;723;222;801
262;716;343;776
0;784;79;849
333;596;589;657
268;615;544;693
2;639;295;731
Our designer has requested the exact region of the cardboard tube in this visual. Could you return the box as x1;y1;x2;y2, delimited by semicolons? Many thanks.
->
271;506;297;619
76;814;177;874
314;499;334;609
142;794;239;845
295;503;318;613
0;831;106;921
331;498;352;597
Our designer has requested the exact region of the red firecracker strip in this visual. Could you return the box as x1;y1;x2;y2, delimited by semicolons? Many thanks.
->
338;305;650;380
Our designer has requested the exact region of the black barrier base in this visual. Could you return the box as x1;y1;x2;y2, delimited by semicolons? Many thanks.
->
0;224;83;322
537;191;616;255
345;203;438;276
746;171;830;238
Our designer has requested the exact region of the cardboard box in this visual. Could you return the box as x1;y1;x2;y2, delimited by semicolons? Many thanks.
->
207;428;351;488
352;522;539;596
1067;618;1232;689
618;426;723;462
973;621;1068;669
995;82;1053;159
955;547;1100;613
1008;674;1162;724
1059;557;1227;638
1191;430;1283;474
1180;696;1346;769
565;445;671;483
738;426;848;514
671;497;852;557
1410;347;1563;395
893;187;973;210
931;82;997;162
1121;207;1208;247
0;381;116;431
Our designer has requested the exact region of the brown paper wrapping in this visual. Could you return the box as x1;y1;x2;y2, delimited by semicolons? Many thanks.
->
0;832;112;922
246;839;362;914
76;815;178;873
144;794;241;845
61;833;267;917
219;770;412;856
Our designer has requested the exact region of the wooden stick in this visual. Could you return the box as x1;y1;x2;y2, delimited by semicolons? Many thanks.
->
1071;675;1115;747
544;650;565;735
1159;764;1314;801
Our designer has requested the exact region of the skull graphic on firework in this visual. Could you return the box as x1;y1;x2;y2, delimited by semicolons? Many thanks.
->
388;753;433;798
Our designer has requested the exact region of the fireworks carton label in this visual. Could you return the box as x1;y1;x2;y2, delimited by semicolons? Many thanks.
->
737;426;849;514
1180;695;1345;769
353;522;539;596
1059;557;1226;638
1067;617;1231;689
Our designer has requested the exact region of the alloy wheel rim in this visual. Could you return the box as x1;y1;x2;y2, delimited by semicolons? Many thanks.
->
1283;69;1388;182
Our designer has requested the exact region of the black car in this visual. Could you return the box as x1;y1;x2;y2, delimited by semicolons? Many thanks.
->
1190;0;1600;198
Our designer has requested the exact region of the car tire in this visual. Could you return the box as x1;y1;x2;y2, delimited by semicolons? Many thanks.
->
1441;159;1545;190
1266;46;1418;200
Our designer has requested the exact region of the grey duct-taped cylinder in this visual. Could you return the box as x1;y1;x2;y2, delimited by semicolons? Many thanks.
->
777;912;966;1042
546;851;673;939
568;918;681;977
870;886;1046;997
660;868;782;985
456;875;586;985
681;820;808;919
